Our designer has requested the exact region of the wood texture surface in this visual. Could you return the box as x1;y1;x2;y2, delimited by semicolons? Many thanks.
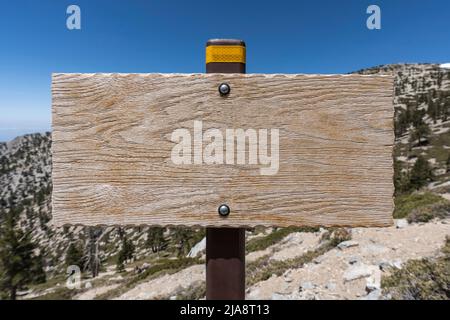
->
52;73;394;227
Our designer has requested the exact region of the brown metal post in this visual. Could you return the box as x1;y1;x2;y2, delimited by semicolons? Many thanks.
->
205;39;246;300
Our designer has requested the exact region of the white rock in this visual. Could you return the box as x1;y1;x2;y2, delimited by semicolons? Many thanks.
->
362;243;389;255
365;268;381;292
392;259;403;269
395;219;409;229
361;289;381;300
343;264;378;282
325;282;337;291
300;281;315;290
433;168;446;176
246;289;260;300
337;240;359;250
187;237;206;258
271;293;289;300
379;259;403;270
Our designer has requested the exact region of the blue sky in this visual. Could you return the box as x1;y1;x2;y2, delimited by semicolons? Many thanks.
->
1;0;450;141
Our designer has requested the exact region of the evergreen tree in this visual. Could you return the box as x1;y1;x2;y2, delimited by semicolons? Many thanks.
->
116;236;135;272
171;228;202;257
427;101;437;123
410;123;431;147
65;242;83;268
395;112;409;137
83;227;102;278
411;108;425;128
0;208;44;300
30;254;46;284
146;227;166;253
393;160;409;195
409;156;433;191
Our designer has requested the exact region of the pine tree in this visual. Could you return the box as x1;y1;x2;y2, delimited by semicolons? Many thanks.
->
395;112;409;137
409;156;433;191
393;160;409;195
172;228;200;257
83;227;102;278
411;108;425;128
0;208;44;300
116;236;135;272
30;254;46;284
65;242;83;268
146;227;166;253
410;123;431;147
427;101;437;123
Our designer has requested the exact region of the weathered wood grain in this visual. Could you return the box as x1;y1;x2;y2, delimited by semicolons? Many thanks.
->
52;73;394;227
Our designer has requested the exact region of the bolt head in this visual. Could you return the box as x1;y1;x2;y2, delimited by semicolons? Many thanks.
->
218;204;230;217
218;83;231;96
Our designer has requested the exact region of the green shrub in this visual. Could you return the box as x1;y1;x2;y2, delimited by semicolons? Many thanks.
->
394;192;447;219
320;228;352;246
409;156;433;191
407;202;450;223
382;238;450;300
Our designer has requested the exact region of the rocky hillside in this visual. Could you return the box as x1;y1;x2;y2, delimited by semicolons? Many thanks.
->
0;63;449;300
355;63;450;192
0;133;203;279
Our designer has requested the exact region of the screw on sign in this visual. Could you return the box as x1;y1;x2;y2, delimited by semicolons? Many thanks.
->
218;83;231;96
51;39;395;300
218;204;230;217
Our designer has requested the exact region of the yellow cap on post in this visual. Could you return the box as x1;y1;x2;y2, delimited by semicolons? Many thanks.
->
206;45;246;64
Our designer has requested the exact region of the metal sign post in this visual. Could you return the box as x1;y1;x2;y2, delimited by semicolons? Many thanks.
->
205;39;246;300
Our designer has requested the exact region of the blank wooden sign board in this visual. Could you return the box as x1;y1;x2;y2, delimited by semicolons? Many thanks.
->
52;73;394;228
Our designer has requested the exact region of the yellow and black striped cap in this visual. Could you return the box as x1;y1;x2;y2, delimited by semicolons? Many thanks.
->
206;39;246;73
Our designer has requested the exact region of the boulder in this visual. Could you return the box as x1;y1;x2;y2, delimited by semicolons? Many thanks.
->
365;269;381;292
361;289;381;300
343;264;378;282
325;282;337;291
379;259;402;271
300;281;315;291
271;293;289;300
395;219;409;229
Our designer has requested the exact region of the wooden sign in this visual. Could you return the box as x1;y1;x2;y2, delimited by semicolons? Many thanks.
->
52;73;394;227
